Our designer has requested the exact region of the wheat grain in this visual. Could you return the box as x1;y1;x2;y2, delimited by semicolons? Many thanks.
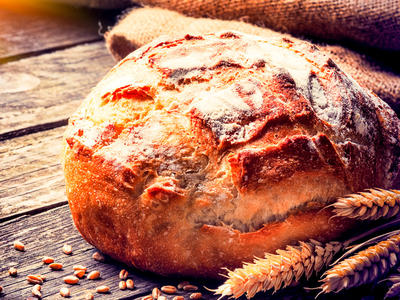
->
74;269;86;278
178;281;190;290
32;284;42;299
215;240;343;299
87;271;100;280
8;267;17;277
60;287;71;297
73;265;87;271
161;285;177;294
63;275;79;285
96;285;110;293
385;282;400;299
384;269;400;284
119;281;127;290
183;284;198;291
190;292;202;299
381;268;400;299
319;233;400;294
126;279;135;290
333;189;400;220
119;269;128;280
13;240;25;251
42;256;54;264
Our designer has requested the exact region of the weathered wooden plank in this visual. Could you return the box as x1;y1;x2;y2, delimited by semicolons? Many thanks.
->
0;205;386;299
0;205;217;299
0;42;115;138
0;1;104;62
0;127;66;219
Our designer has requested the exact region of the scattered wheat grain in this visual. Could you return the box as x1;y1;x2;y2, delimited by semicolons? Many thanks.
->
178;281;190;289
63;275;79;285
190;292;202;299
27;274;43;285
73;265;86;271
87;270;100;280
42;256;54;264
161;285;177;294
96;285;110;293
63;244;72;255
13;240;25;251
385;282;400;299
92;251;105;262
126;279;134;290
49;263;63;270
8;267;17;277
32;284;41;298
74;269;85;278
119;281;127;290
183;284;198;291
60;287;70;297
119;269;128;280
152;287;161;299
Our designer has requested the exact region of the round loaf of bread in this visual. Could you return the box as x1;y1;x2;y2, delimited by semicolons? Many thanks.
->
63;31;400;278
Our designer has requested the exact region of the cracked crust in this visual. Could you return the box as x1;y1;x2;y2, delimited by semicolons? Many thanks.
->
63;31;400;278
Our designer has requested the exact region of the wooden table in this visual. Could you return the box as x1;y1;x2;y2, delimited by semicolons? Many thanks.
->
0;2;391;299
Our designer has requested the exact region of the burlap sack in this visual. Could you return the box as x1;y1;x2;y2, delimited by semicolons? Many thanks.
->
136;0;400;51
105;7;400;113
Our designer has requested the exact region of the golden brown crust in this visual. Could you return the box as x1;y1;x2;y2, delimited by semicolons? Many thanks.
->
63;31;400;278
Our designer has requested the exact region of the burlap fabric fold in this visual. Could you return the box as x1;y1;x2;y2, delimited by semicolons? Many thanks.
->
105;7;400;113
136;0;400;50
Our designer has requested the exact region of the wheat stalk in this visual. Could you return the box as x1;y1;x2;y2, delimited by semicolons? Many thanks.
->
319;233;400;294
332;189;400;220
215;240;343;299
215;189;400;299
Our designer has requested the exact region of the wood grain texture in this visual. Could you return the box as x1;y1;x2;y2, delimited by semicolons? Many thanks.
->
0;1;103;62
0;42;115;138
0;205;218;299
0;127;66;219
0;205;385;299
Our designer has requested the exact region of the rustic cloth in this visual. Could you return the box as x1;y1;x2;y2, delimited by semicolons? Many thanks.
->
105;7;400;113
135;0;400;51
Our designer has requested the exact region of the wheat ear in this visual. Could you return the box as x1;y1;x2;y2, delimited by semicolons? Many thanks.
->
319;233;400;294
215;240;343;299
332;189;400;220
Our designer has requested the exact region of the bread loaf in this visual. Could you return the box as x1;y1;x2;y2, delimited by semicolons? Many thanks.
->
63;31;400;278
